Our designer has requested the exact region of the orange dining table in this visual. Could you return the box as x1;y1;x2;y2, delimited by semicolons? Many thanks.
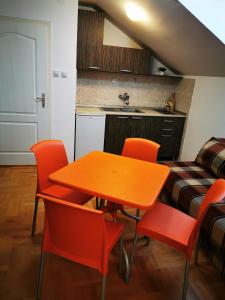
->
49;151;170;211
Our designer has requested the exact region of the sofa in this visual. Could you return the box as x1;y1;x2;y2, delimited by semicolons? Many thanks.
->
162;137;225;274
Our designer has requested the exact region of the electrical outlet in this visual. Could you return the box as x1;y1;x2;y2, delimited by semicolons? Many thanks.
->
53;71;60;78
61;72;68;78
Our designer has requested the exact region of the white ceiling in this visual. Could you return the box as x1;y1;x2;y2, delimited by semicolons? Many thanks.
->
81;0;225;76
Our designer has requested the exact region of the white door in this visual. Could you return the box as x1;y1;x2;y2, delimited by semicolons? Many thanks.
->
0;15;50;165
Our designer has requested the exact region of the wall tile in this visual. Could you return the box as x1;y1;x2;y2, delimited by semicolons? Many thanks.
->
175;78;195;113
77;72;194;112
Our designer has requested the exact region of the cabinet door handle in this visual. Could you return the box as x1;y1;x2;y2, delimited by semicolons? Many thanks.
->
121;69;132;73
117;116;129;119
132;116;143;119
162;128;173;131
163;119;174;123
161;134;172;137
88;66;100;70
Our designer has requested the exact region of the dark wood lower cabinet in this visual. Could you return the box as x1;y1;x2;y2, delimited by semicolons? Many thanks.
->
104;115;130;155
104;115;185;160
152;117;185;160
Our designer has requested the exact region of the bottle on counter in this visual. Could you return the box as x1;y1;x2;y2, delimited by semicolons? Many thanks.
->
164;93;176;113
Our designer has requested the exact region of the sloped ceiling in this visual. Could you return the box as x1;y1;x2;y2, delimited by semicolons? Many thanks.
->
81;0;225;76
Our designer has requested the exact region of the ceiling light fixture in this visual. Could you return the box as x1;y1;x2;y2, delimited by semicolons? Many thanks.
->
125;2;147;22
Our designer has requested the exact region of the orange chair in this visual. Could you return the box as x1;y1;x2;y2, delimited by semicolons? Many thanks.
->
35;194;126;300
121;138;160;163
31;140;92;236
129;179;225;300
101;138;160;218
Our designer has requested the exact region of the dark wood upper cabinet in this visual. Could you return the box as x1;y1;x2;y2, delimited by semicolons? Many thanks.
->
101;46;151;75
101;46;122;73
77;9;152;74
77;10;104;70
132;48;151;75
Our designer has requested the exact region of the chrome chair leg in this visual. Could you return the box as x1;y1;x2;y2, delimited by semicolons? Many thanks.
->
96;197;99;209
99;199;106;209
100;275;107;300
145;236;150;246
136;209;150;245
119;235;124;275
36;252;46;300
136;209;140;220
128;232;138;281
31;196;39;237
123;241;129;283
119;234;129;282
182;259;190;300
194;238;201;265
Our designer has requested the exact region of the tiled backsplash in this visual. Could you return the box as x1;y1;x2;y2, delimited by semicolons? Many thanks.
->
175;78;195;113
76;71;194;113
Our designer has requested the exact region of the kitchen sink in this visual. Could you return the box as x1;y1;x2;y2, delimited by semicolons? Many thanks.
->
101;107;121;112
101;107;143;113
153;108;176;115
119;107;143;113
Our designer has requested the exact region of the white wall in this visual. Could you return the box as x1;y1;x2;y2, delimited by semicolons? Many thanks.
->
0;0;78;161
181;76;225;160
103;18;142;49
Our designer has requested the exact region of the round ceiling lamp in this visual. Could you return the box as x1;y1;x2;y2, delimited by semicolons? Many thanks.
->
125;2;147;22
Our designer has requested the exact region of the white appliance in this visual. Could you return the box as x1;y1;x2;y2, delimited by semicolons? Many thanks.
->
75;114;106;160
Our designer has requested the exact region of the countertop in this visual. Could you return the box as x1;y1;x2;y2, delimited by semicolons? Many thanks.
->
75;105;187;118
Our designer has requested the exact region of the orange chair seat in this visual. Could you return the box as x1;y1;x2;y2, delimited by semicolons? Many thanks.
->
137;201;196;254
41;184;91;205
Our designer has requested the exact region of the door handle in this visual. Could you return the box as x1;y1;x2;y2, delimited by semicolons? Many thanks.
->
35;93;45;108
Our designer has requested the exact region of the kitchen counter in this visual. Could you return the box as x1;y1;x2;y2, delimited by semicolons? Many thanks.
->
76;105;186;118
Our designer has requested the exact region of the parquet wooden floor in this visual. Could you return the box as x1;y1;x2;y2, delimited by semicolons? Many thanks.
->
0;166;225;300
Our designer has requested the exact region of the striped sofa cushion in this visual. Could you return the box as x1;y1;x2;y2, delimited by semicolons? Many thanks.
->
195;137;225;179
162;161;216;217
202;204;225;253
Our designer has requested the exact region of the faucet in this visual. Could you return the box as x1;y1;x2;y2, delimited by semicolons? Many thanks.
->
119;93;129;105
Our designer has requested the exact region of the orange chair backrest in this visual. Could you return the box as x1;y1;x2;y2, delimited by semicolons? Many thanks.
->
31;140;68;192
40;194;109;274
121;138;160;163
188;179;225;258
196;178;225;227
